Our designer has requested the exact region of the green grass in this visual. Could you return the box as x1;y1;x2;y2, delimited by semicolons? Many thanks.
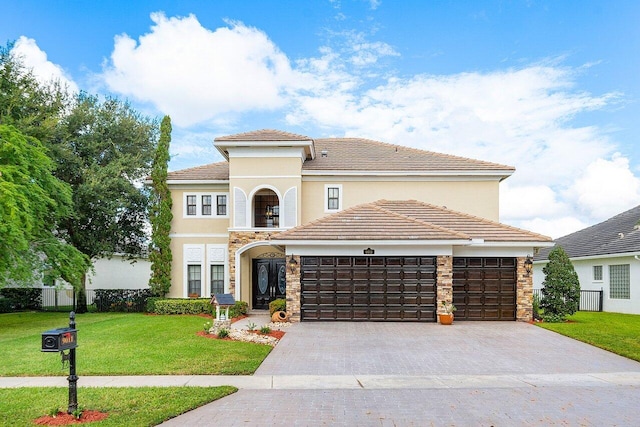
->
0;312;271;376
537;311;640;362
0;386;235;426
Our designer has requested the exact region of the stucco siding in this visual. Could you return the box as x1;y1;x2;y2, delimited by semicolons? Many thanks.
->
301;179;500;223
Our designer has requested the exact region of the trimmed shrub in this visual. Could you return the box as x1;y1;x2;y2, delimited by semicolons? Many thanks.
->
0;296;14;313
152;298;213;315
94;289;152;312
0;288;42;310
229;301;249;319
269;298;286;315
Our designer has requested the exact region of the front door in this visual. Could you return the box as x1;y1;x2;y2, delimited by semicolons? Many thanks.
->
253;259;286;309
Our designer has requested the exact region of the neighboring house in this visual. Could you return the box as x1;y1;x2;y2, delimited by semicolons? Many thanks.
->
167;129;552;322
533;205;640;315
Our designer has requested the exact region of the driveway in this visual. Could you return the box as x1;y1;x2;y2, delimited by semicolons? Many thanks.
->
162;321;640;426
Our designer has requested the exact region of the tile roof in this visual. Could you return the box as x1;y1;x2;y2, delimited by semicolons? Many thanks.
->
535;205;640;260
277;202;469;241
277;200;551;243
214;129;312;142
303;138;514;173
374;200;551;242
169;133;515;180
167;161;229;181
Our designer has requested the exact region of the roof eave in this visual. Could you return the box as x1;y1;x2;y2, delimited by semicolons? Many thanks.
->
301;170;515;178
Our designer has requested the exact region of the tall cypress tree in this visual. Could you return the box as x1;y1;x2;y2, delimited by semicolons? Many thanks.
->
541;246;580;321
148;115;173;296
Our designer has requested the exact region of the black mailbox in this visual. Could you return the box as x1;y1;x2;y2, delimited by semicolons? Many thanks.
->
41;327;78;352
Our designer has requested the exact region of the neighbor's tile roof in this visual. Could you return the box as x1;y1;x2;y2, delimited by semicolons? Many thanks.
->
277;200;551;242
167;161;229;181
535;204;640;260
304;138;514;173
215;129;312;142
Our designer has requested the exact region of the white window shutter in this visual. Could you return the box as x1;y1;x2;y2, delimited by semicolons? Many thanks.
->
283;187;297;228
234;187;247;228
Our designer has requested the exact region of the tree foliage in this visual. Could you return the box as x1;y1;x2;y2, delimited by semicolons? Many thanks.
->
0;44;157;309
541;246;580;321
148;115;173;297
0;125;89;287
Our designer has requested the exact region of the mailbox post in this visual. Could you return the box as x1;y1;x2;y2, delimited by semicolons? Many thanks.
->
41;312;78;414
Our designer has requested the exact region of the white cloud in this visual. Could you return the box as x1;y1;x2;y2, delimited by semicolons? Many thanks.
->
96;13;637;239
101;13;296;127
11;36;78;93
567;154;640;219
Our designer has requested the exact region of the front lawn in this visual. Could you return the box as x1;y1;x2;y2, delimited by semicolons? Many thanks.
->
536;311;640;362
0;386;235;426
0;312;271;376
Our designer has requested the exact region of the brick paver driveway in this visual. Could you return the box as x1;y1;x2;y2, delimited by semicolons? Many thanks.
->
163;321;640;426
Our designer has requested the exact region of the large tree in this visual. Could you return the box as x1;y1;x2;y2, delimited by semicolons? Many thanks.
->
0;124;89;287
51;93;158;312
148;115;173;296
541;246;581;321
1;44;157;310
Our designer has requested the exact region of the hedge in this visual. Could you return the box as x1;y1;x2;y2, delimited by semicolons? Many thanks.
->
147;298;249;318
0;288;42;311
94;289;152;312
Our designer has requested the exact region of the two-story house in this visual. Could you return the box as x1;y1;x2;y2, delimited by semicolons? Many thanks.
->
166;129;552;322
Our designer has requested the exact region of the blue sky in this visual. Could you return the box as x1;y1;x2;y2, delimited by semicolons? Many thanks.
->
2;0;639;238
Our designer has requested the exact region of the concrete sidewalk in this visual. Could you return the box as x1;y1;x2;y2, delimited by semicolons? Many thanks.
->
3;371;640;389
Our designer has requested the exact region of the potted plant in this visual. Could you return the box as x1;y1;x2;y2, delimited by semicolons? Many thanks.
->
438;301;456;325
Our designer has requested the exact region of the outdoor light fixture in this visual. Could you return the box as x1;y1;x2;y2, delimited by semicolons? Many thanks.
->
524;255;533;276
265;205;273;219
288;256;298;273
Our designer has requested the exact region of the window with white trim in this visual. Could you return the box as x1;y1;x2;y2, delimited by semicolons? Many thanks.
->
210;265;224;294
202;195;212;215
187;265;201;297
183;193;229;218
217;195;227;216
186;195;197;216
324;184;342;212
593;265;603;281
609;264;630;299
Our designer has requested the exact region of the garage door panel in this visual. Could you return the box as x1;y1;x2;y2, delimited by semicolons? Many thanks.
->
301;256;436;321
453;257;516;321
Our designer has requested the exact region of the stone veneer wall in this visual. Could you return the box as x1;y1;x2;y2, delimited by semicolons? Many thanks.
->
285;255;301;322
227;231;279;296
436;255;453;314
516;256;533;322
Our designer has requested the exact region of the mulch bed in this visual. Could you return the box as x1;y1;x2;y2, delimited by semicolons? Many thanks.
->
34;411;108;425
196;329;285;340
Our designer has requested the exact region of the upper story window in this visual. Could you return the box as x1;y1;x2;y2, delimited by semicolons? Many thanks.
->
253;190;280;228
593;265;603;282
325;184;342;212
186;195;197;216
217;195;227;216
184;193;229;218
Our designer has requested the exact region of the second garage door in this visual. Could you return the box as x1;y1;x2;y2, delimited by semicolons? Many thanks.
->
300;256;437;321
452;257;517;320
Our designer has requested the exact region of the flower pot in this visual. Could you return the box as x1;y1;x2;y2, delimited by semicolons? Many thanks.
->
272;311;289;322
438;313;454;325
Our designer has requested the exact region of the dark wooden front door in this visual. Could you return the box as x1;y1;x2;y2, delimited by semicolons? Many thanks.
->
252;259;286;309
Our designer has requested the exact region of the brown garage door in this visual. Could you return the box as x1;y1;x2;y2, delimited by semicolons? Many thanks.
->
452;257;517;320
300;256;437;321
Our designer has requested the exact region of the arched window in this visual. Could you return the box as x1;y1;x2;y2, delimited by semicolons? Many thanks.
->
253;189;280;228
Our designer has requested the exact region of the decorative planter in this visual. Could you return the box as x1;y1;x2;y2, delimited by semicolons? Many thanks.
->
438;313;454;325
272;311;289;322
